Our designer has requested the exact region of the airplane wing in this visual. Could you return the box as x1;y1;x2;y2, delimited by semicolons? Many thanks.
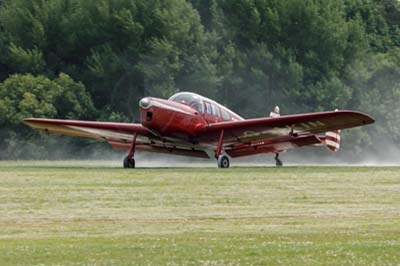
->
197;110;374;157
24;110;374;159
23;118;153;144
23;118;210;158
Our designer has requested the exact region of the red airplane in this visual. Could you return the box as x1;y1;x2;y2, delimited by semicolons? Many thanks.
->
24;92;374;168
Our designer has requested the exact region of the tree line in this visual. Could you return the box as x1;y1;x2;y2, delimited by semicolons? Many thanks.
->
0;0;399;160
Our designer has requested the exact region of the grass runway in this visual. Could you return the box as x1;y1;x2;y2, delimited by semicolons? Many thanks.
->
0;161;399;265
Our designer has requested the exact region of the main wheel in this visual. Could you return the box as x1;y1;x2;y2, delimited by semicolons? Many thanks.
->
217;155;230;168
123;156;135;168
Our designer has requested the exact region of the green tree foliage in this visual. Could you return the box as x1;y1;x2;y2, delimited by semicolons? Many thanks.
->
7;44;46;75
345;0;400;52
0;0;399;159
0;73;95;159
0;73;94;125
0;0;216;119
211;0;370;113
359;54;400;142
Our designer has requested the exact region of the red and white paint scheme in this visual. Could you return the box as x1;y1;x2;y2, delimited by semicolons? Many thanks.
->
24;92;374;168
324;130;341;152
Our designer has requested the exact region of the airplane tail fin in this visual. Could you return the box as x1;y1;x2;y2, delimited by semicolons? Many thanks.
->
324;109;341;152
325;130;341;152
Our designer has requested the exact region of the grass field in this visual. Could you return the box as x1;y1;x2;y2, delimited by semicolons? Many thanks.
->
0;161;399;265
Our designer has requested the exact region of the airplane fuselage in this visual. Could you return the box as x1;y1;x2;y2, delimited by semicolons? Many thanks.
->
139;92;242;140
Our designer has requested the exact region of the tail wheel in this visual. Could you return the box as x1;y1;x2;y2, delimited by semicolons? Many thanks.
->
217;155;230;168
123;156;135;168
275;153;283;167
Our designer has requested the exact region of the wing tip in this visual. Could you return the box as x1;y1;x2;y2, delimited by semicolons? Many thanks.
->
22;118;35;125
334;110;375;125
351;111;375;125
363;116;375;125
23;118;48;126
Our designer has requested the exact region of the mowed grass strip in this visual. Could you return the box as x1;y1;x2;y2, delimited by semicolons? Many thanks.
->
0;161;399;265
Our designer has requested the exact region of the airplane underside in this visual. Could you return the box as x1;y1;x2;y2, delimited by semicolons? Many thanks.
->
108;132;326;168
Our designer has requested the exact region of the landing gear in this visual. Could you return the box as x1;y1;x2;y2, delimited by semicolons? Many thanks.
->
123;133;137;169
123;156;135;168
215;130;230;168
217;155;230;168
275;153;283;167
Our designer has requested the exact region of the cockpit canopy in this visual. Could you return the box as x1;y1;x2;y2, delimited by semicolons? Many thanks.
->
168;92;243;121
169;92;204;114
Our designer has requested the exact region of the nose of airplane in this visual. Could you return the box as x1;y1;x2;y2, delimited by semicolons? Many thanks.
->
139;97;151;109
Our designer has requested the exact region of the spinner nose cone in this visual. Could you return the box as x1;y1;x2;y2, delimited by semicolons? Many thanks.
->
139;97;151;109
